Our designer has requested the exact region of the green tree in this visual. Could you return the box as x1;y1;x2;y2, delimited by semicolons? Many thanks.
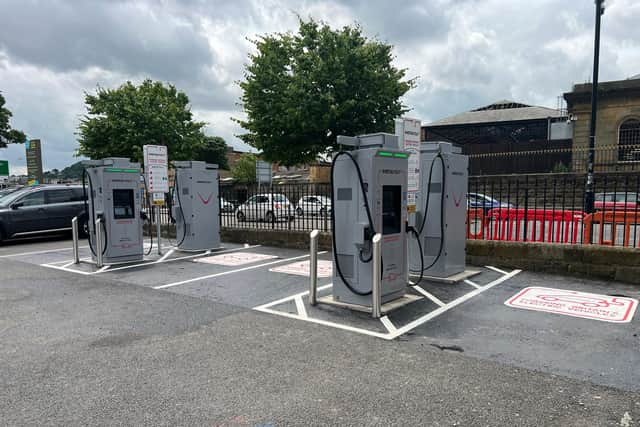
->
236;19;416;166
231;153;257;183
59;161;86;180
77;79;207;163
195;136;229;169
0;92;26;148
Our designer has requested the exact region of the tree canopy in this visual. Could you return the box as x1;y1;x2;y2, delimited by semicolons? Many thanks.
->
231;153;257;183
77;79;221;164
236;19;416;166
0;92;26;148
194;136;229;169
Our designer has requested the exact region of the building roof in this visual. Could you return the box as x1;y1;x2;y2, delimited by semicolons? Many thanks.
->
425;100;564;127
564;76;640;106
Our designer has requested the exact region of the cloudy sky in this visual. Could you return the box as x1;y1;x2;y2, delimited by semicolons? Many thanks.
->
1;0;639;174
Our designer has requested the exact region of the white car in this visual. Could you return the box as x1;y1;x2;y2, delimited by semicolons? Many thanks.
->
220;197;235;213
236;193;294;222
296;195;332;217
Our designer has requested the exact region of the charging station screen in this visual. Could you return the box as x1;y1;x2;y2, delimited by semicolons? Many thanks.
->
113;189;135;219
382;185;401;235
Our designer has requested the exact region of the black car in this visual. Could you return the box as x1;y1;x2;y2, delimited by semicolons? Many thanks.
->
0;185;87;242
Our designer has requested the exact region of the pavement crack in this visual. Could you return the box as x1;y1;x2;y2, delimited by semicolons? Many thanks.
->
430;343;464;353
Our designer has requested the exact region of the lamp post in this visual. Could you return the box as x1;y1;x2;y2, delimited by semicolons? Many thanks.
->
585;0;605;214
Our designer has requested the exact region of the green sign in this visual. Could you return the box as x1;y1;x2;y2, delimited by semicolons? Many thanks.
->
0;160;8;176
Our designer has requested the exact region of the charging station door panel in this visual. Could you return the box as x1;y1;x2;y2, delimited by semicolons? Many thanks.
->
85;159;143;265
332;146;408;307
173;161;220;251
416;143;468;277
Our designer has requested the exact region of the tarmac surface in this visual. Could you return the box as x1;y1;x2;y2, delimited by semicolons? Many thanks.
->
1;235;639;426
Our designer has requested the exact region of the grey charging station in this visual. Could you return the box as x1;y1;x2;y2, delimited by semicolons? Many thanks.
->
172;161;221;251
412;141;473;280
330;133;413;308
83;158;144;265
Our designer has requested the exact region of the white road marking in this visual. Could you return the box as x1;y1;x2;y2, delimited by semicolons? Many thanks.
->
464;279;481;289
40;245;261;275
412;286;445;307
0;245;89;258
154;252;327;290
96;265;110;273
380;316;397;333
294;295;308;319
158;249;175;262
388;269;522;339
254;268;522;340
486;265;509;275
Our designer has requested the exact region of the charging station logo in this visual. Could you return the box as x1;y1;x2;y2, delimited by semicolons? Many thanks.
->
197;192;214;205
453;192;464;207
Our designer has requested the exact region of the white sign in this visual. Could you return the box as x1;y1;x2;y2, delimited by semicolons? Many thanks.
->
194;252;278;266
152;192;165;206
270;260;333;277
143;145;169;193
505;287;638;323
395;117;421;213
256;160;272;184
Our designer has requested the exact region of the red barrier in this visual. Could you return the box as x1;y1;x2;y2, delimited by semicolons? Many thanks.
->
583;211;640;247
486;208;585;244
466;208;486;239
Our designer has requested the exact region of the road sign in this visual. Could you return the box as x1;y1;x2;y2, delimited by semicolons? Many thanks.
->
395;117;421;213
0;160;8;177
143;145;169;193
270;260;333;277
256;160;272;184
193;252;278;266
25;139;43;185
505;286;638;323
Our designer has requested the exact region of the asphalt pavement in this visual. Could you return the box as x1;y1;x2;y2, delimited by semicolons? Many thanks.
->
1;237;639;426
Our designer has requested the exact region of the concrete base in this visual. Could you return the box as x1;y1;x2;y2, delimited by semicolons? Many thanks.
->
411;269;482;284
316;293;422;315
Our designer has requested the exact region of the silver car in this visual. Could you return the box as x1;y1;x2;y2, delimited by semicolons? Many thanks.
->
296;195;331;217
236;193;294;222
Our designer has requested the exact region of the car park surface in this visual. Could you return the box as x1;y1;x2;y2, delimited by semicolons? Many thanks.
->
1;236;639;425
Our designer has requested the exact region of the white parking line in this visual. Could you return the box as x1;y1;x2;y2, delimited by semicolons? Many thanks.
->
254;268;522;340
486;265;509;275
464;279;481;289
0;245;89;258
294;295;308;319
154;252;327;290
412;286;445;307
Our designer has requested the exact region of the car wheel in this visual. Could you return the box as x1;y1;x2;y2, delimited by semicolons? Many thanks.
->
236;211;246;222
265;211;275;223
296;207;303;216
319;207;327;217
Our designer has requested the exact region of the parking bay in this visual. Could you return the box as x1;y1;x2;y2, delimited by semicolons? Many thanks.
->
5;236;640;393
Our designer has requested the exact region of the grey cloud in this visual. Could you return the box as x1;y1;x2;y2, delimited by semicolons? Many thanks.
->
0;0;214;82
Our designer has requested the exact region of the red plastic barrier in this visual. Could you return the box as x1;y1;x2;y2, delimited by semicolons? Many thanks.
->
583;211;640;247
466;208;486;239
486;208;585;244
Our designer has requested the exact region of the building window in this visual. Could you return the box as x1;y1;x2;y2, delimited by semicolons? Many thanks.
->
619;118;640;162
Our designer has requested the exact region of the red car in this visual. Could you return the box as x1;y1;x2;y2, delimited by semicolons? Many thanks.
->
594;192;640;211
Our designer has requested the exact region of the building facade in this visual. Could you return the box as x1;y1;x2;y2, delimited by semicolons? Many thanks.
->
564;75;640;172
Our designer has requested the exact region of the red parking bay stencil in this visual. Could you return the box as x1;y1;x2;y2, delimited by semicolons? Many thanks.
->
505;287;638;323
194;252;278;266
270;260;333;277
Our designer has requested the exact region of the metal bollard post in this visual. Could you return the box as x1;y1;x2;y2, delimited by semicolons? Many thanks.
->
156;204;163;256
95;217;104;268
71;216;80;264
372;233;382;319
309;229;319;306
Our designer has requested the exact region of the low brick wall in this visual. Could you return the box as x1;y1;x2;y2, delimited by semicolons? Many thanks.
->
221;227;640;285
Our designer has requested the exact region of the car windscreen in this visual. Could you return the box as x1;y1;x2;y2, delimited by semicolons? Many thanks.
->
273;195;288;203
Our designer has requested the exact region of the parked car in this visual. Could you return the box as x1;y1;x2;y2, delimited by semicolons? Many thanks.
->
0;185;87;243
235;193;294;222
467;192;514;213
594;192;640;211
0;186;22;199
296;195;331;217
220;197;235;213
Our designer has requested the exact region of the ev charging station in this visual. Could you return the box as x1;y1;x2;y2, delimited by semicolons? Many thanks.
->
323;133;420;312
171;161;221;252
412;141;474;280
83;158;144;265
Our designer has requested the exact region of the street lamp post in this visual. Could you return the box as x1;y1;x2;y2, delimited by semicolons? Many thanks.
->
585;0;605;215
